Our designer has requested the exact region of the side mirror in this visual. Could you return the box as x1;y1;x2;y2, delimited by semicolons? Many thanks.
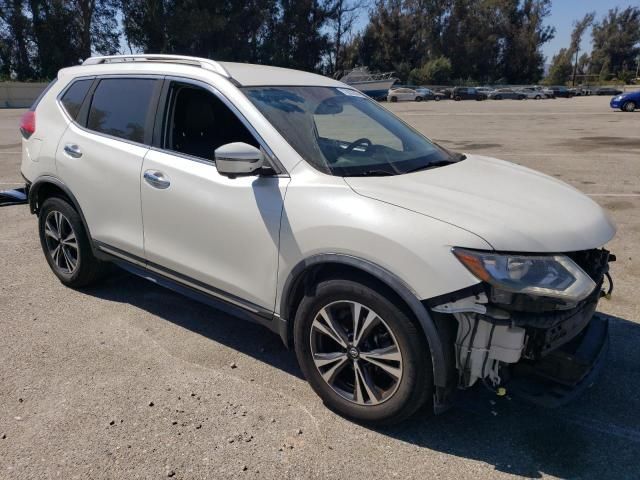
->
214;142;264;177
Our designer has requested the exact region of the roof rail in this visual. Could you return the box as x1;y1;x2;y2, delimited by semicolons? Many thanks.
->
82;54;230;78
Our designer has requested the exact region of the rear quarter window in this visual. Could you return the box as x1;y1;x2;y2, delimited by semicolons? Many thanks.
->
60;79;93;120
87;78;158;144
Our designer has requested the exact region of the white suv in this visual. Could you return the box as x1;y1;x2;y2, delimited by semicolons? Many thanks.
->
21;55;616;424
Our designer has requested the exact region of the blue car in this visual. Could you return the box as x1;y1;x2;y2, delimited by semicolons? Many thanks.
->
610;90;639;112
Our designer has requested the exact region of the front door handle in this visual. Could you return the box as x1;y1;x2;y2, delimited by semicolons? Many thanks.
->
143;170;171;189
63;144;82;158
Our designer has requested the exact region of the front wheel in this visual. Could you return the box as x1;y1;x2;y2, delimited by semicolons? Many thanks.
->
622;101;636;112
294;278;432;425
415;96;423;102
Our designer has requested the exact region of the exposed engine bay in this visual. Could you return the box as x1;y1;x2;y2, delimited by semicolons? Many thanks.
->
432;248;613;401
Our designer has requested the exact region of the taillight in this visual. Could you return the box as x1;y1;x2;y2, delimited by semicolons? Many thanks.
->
20;111;36;139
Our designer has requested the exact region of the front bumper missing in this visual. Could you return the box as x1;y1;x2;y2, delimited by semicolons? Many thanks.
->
508;314;609;408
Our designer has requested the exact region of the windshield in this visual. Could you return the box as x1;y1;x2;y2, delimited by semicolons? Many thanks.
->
242;86;458;176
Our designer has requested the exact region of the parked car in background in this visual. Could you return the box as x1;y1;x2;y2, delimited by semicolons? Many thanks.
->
475;87;494;97
595;86;623;96
452;87;487;101
519;87;545;100
610;90;640;112
572;86;593;96
549;86;574;98
488;88;526;100
387;87;427;102
534;86;556;98
437;88;453;99
415;87;446;101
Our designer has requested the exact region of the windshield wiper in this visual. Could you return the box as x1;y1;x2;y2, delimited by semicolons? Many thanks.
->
405;160;459;174
348;169;395;177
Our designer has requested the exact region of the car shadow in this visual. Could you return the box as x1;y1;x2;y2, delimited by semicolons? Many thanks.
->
83;270;640;479
83;267;304;379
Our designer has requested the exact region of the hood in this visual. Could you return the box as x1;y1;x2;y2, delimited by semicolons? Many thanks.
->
344;155;616;252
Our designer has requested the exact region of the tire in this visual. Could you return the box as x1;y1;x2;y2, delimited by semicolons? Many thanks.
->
535;95;541;100
390;96;398;103
415;96;423;102
454;96;461;101
434;96;440;101
622;101;636;112
38;197;108;288
294;278;432;425
494;95;502;100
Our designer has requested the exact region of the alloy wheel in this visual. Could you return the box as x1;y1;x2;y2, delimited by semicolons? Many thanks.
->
309;300;403;406
44;210;79;274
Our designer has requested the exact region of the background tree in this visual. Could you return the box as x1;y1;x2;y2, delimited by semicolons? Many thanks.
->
0;0;35;79
589;6;640;82
545;11;594;85
262;0;333;71
355;0;553;84
495;0;555;84
408;55;451;84
326;0;364;74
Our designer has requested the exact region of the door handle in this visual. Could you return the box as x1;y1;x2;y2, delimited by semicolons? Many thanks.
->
63;144;82;158
143;170;171;189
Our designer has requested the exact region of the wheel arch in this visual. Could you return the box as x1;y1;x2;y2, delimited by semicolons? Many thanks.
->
29;176;95;252
278;253;449;389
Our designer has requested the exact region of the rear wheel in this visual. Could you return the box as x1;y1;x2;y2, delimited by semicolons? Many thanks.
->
535;95;541;100
38;197;108;288
389;96;398;103
622;101;636;112
294;278;432;425
454;96;461;101
434;96;440;101
415;96;423;102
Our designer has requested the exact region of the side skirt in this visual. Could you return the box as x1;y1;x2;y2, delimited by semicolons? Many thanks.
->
95;243;278;335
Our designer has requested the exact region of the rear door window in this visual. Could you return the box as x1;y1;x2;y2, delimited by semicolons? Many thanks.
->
60;79;93;120
87;78;159;144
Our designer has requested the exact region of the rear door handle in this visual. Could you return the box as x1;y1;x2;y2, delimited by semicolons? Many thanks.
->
63;144;82;158
143;170;171;189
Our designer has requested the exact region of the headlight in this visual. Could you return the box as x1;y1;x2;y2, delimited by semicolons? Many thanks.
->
614;95;623;101
452;248;596;302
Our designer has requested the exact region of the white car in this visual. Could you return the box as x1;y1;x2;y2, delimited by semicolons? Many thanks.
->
518;88;546;100
21;55;615;425
387;87;425;102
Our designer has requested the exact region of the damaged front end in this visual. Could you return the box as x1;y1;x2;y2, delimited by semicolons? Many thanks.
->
430;248;614;407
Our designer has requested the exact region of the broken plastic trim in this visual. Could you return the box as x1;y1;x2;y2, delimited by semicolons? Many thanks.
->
0;187;28;206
